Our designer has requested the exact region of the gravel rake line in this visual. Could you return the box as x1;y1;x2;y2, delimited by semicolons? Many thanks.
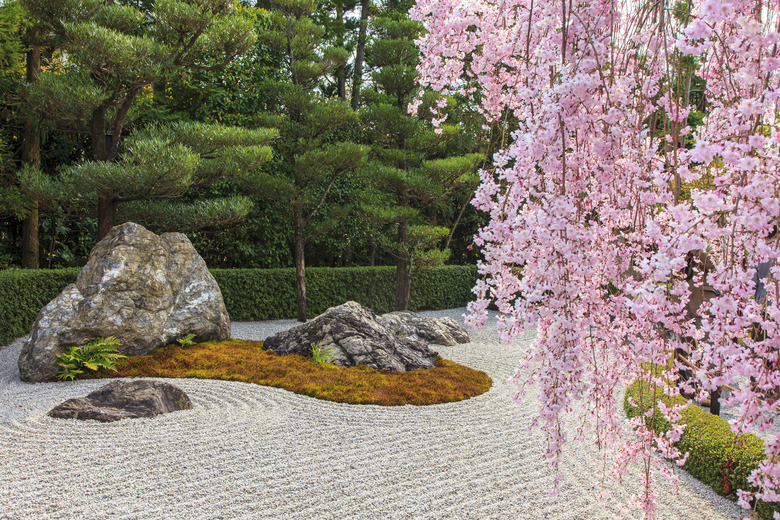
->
0;309;749;519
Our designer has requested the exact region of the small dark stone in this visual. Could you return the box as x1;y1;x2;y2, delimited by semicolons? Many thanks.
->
378;311;471;346
49;380;193;422
263;301;438;371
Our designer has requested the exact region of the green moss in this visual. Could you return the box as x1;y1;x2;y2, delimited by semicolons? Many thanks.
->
83;338;492;406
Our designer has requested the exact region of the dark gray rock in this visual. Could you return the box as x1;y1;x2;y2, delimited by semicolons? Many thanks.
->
378;311;470;346
263;301;438;371
48;380;192;422
19;222;230;383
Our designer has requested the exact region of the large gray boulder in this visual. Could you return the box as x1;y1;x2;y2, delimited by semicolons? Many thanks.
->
263;301;438;371
19;222;230;383
49;380;192;422
377;311;470;346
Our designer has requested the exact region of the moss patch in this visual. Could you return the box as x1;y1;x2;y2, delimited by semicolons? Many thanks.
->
83;339;492;406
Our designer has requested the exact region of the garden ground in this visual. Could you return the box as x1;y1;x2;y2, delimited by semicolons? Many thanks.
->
0;309;746;519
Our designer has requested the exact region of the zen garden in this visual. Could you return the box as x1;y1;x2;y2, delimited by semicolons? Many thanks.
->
1;0;780;519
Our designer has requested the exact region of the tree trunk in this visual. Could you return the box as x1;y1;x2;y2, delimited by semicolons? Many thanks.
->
405;255;412;309
91;106;116;239
90;106;108;161
21;45;41;269
294;207;307;322
710;387;721;416
350;0;370;110
97;197;117;240
21;206;39;269
337;70;346;100
336;2;346;100
395;220;409;311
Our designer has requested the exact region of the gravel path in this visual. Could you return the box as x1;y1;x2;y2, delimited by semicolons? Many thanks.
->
0;309;746;520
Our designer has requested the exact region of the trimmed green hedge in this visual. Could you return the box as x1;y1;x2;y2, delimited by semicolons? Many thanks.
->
0;265;478;345
0;268;81;346
624;380;778;519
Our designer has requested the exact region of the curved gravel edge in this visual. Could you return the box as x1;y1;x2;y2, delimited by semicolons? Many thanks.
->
0;309;746;520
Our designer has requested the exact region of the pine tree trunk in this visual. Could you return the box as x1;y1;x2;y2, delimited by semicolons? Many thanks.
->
97;197;117;240
395;220;409;311
90;106;116;239
336;2;346;100
350;0;370;110
21;206;38;269
338;70;346;100
294;206;307;322
90;107;108;161
405;256;412;309
21;45;41;269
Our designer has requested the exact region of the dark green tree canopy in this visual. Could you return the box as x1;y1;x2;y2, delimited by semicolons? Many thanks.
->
22;0;260;238
251;0;367;321
358;10;482;310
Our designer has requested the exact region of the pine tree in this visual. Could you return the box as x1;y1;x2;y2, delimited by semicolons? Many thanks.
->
252;0;367;322
45;121;278;233
311;0;359;101
359;13;481;310
22;0;258;239
0;0;40;266
350;0;370;110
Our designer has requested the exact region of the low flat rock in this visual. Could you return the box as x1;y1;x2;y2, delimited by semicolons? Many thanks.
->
49;380;193;422
378;311;470;346
263;301;437;371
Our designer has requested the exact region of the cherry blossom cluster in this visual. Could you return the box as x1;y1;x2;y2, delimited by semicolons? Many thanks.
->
411;0;780;517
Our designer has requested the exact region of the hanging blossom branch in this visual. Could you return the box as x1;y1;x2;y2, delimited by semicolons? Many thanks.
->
411;0;780;517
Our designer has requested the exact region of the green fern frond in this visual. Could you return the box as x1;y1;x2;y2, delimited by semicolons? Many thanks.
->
55;337;126;380
177;334;197;348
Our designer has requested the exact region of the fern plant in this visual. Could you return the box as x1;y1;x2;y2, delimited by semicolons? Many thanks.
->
56;336;126;381
310;340;336;364
177;333;196;348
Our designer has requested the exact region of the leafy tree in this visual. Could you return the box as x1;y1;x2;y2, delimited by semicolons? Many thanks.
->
22;121;277;235
22;0;258;239
252;0;367;322
359;13;480;310
0;2;23;69
414;0;780;512
0;0;41;267
145;5;280;128
350;0;369;110
311;0;360;100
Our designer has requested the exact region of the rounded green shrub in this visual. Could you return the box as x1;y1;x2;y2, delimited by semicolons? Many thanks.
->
624;379;778;519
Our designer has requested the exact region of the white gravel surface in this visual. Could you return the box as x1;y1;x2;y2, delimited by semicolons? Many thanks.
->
0;309;746;519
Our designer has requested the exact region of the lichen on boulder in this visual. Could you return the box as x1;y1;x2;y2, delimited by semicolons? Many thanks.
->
18;222;230;383
263;301;438;372
377;311;470;346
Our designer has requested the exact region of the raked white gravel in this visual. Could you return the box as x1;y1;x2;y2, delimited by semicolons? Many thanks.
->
0;309;746;519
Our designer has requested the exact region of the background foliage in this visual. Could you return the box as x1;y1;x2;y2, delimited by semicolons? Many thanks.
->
0;264;478;345
0;0;487;275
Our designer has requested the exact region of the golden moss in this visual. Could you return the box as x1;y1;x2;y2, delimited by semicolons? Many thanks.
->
84;339;492;406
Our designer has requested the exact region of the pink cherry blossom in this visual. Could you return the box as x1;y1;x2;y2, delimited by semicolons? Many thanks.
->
413;0;780;517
